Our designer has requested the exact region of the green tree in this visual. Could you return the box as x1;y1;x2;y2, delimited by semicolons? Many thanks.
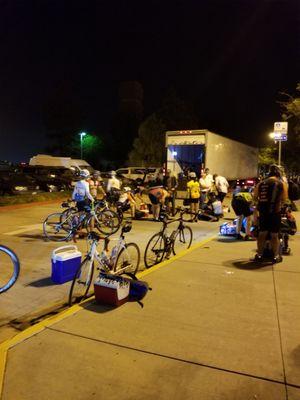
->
258;145;277;166
70;134;103;167
128;114;166;166
127;89;199;165
278;83;300;172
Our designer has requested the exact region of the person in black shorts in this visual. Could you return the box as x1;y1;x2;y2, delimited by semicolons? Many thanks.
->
252;164;288;263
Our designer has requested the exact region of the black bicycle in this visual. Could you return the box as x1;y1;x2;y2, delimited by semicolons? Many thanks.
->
43;200;120;241
0;245;20;293
144;208;193;268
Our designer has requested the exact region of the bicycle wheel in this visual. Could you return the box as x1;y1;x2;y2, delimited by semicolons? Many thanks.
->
144;233;166;268
94;210;120;235
113;243;140;275
68;257;95;306
0;245;20;294
172;226;193;255
43;212;73;241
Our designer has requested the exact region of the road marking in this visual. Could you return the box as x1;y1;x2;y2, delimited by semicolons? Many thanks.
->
3;224;42;235
0;234;216;396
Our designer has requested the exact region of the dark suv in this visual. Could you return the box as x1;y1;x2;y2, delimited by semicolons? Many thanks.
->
19;166;75;192
0;171;41;195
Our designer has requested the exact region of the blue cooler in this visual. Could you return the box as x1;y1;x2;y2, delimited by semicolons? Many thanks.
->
51;245;82;284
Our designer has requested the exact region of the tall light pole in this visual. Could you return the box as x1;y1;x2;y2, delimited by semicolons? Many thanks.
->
79;132;86;159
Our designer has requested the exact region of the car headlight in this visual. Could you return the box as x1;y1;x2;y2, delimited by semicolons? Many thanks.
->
14;186;27;191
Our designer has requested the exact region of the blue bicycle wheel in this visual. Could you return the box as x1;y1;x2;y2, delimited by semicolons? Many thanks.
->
0;245;20;294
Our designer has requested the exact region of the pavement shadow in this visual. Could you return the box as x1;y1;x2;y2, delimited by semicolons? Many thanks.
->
217;237;237;243
18;233;44;241
26;277;57;287
230;259;273;271
81;301;122;314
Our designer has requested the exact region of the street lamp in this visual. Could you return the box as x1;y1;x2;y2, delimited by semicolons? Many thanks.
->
79;132;86;159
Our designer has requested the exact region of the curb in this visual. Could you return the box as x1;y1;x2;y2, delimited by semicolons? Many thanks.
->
0;234;216;396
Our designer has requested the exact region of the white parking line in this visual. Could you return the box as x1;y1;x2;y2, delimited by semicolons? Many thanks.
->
3;224;42;235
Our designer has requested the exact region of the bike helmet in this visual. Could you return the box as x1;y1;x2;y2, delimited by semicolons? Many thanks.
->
123;186;131;192
79;169;90;179
189;172;196;178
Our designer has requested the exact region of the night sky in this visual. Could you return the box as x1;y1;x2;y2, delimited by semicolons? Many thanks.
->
0;0;299;163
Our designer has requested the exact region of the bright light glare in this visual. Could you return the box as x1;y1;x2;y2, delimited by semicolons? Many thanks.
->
269;132;275;139
79;132;87;139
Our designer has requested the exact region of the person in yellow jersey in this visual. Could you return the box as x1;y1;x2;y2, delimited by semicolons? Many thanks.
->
186;172;200;218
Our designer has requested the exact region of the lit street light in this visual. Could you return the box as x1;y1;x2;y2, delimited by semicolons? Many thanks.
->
79;132;86;159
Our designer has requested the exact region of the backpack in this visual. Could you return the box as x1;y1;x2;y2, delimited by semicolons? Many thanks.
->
121;273;151;308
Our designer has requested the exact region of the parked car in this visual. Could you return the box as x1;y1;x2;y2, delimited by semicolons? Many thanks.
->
116;167;161;182
0;171;41;195
18;166;75;192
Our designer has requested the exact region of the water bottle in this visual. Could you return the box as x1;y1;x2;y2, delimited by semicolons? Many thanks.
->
101;250;110;269
110;245;119;266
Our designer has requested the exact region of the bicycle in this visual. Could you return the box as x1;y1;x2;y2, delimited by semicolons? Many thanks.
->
43;200;120;242
144;207;193;268
68;220;140;305
0;245;20;294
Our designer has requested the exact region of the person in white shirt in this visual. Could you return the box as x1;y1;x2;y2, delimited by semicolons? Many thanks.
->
204;168;214;187
213;173;229;203
106;170;121;192
72;169;94;211
71;169;94;238
199;169;213;208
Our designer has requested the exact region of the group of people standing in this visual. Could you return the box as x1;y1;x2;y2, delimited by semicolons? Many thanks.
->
186;168;229;216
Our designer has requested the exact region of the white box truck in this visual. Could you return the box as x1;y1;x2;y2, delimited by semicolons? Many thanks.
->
166;130;258;180
29;155;93;173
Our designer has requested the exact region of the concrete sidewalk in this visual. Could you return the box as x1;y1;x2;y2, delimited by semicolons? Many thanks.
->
1;227;300;399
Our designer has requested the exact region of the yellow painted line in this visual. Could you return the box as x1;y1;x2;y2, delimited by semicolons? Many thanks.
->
0;234;216;396
138;235;216;278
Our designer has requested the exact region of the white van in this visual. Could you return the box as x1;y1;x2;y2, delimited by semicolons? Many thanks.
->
29;155;93;173
116;166;161;181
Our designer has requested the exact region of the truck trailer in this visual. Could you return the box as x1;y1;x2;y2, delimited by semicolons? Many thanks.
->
166;130;258;181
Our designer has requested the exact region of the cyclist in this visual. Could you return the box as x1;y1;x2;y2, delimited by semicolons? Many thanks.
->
72;169;94;209
88;170;106;200
252;164;288;263
186;172;200;218
72;169;94;237
118;187;137;218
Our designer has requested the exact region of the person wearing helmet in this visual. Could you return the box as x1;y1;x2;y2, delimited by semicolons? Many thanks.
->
186;171;200;217
118;186;137;218
88;170;106;200
106;170;121;192
252;164;288;263
72;169;94;211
